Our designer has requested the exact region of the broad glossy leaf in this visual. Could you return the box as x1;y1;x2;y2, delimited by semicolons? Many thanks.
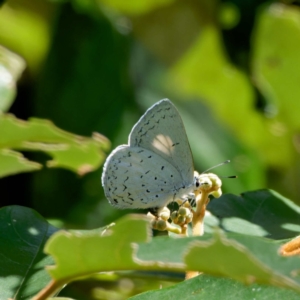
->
0;206;58;300
207;189;300;239
130;274;300;300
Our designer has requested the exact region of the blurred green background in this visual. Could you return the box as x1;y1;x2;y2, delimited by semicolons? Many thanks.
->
2;0;300;227
2;0;300;298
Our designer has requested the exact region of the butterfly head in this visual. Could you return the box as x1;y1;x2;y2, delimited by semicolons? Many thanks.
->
193;171;222;198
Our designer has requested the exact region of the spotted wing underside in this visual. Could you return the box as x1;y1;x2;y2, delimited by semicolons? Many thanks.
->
129;99;194;187
101;145;184;209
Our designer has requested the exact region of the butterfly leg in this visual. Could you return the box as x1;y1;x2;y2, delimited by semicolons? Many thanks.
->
176;197;188;206
178;193;196;207
188;193;196;207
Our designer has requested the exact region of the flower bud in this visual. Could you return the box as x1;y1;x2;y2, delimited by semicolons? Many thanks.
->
157;219;168;231
171;211;178;221
178;207;190;216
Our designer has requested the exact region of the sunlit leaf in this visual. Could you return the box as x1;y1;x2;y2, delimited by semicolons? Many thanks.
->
0;149;41;177
167;25;293;167
0;114;109;177
45;214;184;282
252;3;300;129
184;231;300;292
136;231;300;292
44;195;300;293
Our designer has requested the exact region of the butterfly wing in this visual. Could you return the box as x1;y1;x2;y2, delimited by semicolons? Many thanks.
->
129;99;194;188
101;145;185;209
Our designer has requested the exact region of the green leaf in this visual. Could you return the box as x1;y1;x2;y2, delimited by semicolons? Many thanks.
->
45;209;300;294
184;231;300;292
129;274;300;300
252;3;300;129
136;231;300;292
166;24;293;168
0;114;109;177
207;189;300;239
0;148;41;177
0;206;59;300
45;214;185;282
0;46;25;112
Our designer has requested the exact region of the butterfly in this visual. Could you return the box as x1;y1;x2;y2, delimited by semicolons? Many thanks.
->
102;99;216;211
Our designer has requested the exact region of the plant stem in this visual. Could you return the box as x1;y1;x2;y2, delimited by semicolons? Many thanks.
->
32;279;63;300
192;192;209;236
186;191;210;279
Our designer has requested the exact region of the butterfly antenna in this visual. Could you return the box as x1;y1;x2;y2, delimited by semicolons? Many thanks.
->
201;160;230;174
219;175;238;179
